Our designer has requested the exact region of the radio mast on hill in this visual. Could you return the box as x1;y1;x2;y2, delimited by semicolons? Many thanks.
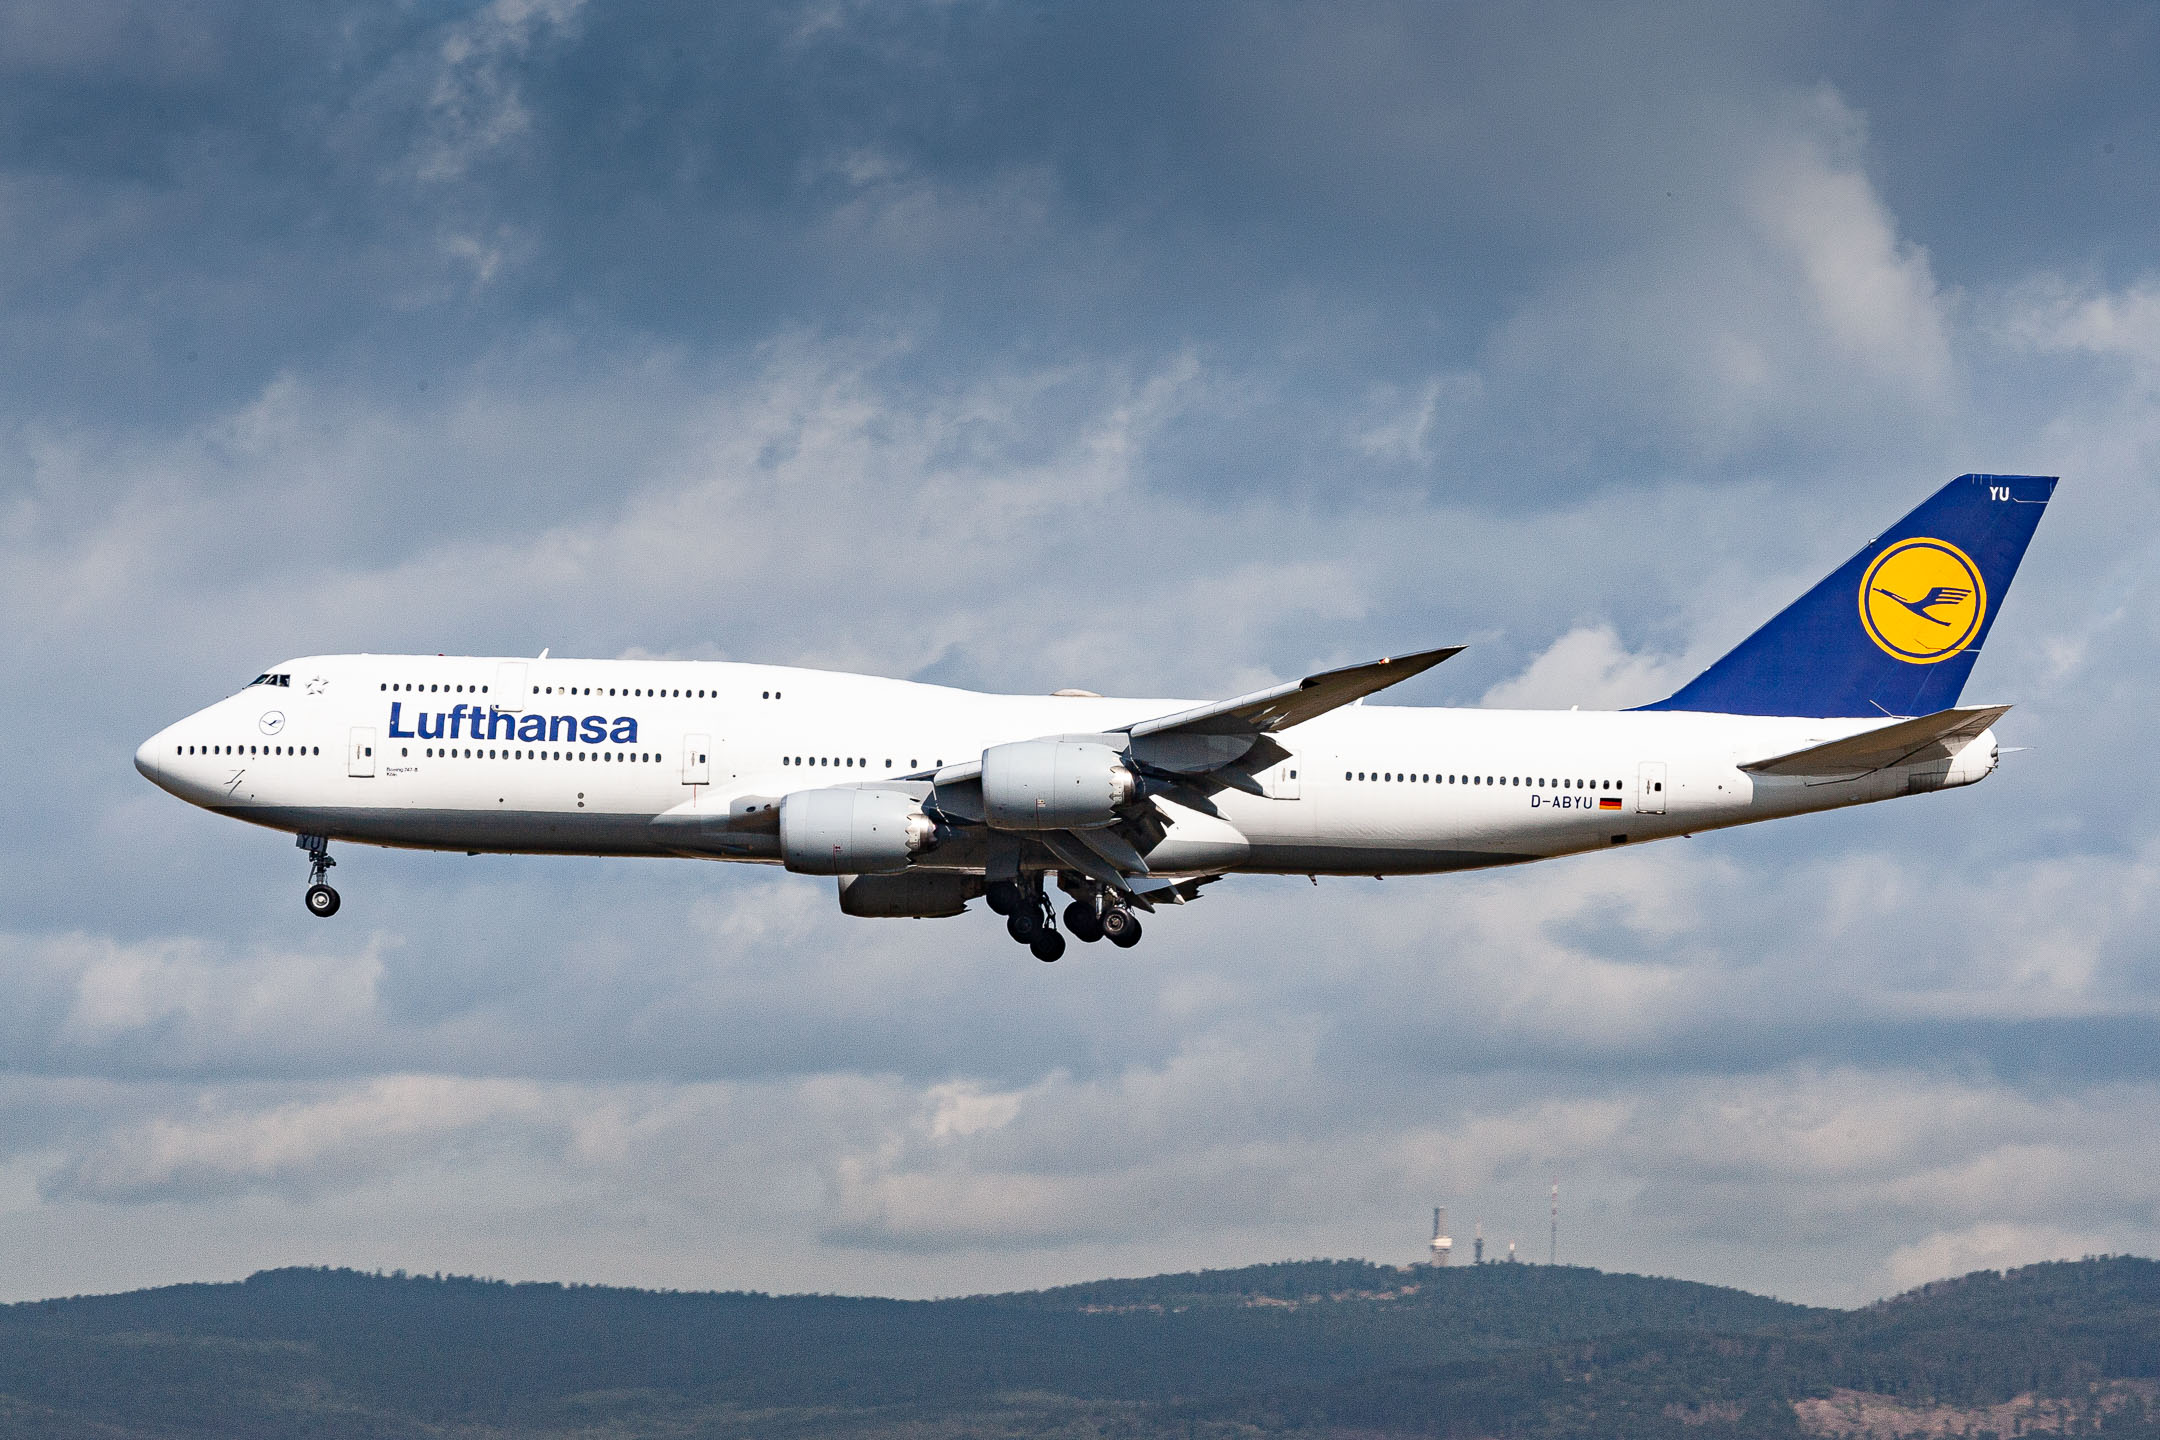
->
1550;1182;1559;1266
1427;1207;1453;1266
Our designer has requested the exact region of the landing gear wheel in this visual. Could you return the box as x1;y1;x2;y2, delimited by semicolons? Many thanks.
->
985;880;1021;917
1063;900;1105;943
1103;908;1141;948
1030;930;1067;963
298;835;341;918
1006;909;1042;943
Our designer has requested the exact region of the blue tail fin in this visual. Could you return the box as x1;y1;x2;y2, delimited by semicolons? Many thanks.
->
1639;474;2056;718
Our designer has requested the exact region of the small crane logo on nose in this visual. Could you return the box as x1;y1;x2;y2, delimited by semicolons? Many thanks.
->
259;711;286;735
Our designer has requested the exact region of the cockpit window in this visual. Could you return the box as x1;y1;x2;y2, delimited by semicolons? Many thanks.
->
248;673;292;688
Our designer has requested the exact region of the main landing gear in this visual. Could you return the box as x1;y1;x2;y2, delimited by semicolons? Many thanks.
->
986;875;1142;959
299;834;340;918
1065;894;1142;948
986;876;1066;962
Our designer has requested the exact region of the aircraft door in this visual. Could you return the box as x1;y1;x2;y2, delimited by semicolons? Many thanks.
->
1638;761;1666;815
494;662;527;711
683;733;710;786
348;728;376;778
1264;758;1302;800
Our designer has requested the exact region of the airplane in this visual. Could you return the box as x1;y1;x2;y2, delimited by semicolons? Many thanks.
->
136;473;2054;962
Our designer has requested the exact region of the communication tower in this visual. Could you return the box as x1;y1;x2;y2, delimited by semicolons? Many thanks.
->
1550;1182;1559;1266
1427;1206;1453;1266
1473;1221;1484;1265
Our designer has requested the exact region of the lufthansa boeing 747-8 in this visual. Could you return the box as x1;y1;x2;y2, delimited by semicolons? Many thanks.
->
137;474;2054;960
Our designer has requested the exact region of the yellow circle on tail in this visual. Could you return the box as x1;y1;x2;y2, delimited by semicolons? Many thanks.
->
1859;538;1987;663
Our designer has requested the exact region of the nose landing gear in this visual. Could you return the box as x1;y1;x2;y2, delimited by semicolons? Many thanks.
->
299;834;340;917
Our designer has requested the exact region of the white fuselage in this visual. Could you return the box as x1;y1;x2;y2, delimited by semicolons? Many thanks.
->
134;653;1998;882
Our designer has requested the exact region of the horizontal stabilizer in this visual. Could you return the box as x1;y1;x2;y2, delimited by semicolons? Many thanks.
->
1741;705;2009;777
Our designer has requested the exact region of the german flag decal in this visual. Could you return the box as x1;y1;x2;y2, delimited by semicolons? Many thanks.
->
1599;796;1623;810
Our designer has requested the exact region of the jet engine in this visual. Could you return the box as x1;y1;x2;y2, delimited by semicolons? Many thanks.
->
980;739;1137;831
779;788;939;875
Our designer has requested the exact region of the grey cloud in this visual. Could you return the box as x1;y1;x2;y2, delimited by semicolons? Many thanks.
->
4;0;2160;1308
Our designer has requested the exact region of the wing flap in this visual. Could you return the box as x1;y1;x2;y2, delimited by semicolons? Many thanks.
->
1741;705;2010;777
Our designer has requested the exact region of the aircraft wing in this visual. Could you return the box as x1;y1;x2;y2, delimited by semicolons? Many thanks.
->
1740;704;2010;778
926;645;1463;784
1125;646;1464;740
924;647;1461;902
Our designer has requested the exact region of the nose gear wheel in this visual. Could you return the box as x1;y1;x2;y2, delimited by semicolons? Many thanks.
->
298;834;340;918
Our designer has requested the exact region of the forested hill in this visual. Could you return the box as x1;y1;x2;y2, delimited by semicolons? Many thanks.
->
2;1256;2156;1439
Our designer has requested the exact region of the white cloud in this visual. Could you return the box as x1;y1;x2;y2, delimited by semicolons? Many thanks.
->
1747;90;1952;397
1479;623;1689;711
415;0;586;184
44;1074;560;1203
1482;87;1959;472
1354;373;1483;466
2000;275;2160;376
1880;1224;2126;1295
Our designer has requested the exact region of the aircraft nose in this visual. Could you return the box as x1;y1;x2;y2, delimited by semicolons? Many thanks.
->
135;729;174;789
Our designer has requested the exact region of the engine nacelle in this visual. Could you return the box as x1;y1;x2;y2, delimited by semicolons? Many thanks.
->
837;871;982;918
779;788;938;875
980;740;1137;831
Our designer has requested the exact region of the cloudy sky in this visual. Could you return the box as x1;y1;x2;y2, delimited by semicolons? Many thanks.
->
4;0;2158;1309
